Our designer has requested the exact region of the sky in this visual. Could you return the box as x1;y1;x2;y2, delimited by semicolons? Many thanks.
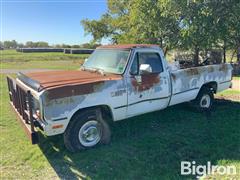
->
1;0;108;45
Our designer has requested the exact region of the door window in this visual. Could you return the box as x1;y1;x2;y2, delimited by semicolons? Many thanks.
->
130;52;163;74
130;53;139;75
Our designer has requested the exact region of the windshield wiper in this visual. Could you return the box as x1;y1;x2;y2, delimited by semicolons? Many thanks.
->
82;67;106;76
80;66;86;71
94;68;106;76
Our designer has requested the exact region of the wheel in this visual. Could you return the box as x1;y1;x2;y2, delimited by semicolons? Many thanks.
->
64;109;111;152
193;87;214;111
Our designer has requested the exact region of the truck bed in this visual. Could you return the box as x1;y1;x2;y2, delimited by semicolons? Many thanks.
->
169;63;232;106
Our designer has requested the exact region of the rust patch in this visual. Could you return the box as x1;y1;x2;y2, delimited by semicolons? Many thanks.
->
97;44;159;49
24;70;121;91
219;64;228;73
46;81;104;100
185;68;199;76
131;74;160;92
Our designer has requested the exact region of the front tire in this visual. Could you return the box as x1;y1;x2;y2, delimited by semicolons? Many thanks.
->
64;109;111;152
193;87;214;111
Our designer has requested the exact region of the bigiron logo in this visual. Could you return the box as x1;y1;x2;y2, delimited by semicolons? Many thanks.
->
181;161;237;178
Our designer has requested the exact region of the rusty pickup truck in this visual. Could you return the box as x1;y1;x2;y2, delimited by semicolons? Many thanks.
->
7;44;233;152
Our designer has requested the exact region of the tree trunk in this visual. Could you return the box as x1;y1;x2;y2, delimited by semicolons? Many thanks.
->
164;46;168;57
159;38;163;48
237;38;240;63
237;46;240;63
194;46;199;66
223;46;226;63
230;49;237;63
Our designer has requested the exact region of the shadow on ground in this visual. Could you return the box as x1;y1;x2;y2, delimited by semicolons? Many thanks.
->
38;99;240;179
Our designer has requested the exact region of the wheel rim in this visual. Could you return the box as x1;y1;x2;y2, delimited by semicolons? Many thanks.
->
200;94;211;108
78;120;102;147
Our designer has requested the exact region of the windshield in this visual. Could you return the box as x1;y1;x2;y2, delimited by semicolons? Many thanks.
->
82;49;130;74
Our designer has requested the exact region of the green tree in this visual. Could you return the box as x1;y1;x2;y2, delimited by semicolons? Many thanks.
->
3;40;18;49
17;43;24;48
81;13;115;43
126;0;180;54
81;0;180;54
80;43;101;49
223;1;240;62
81;0;240;64
25;41;49;48
36;41;49;47
54;44;61;48
25;41;35;48
61;44;72;48
179;1;214;65
72;45;81;48
205;0;240;63
167;0;240;64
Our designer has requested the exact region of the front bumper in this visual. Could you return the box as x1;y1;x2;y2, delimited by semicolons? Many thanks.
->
7;76;40;144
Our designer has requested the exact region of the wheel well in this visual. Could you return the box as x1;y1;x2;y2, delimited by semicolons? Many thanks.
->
70;105;114;123
201;81;217;93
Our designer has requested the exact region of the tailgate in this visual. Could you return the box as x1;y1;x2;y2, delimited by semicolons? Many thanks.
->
6;76;39;144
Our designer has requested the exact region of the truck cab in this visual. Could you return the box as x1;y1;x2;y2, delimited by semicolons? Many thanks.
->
125;46;171;117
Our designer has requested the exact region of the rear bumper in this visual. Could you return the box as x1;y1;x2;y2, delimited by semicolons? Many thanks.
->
7;76;39;144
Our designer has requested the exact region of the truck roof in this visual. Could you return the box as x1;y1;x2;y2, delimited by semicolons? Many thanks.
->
97;44;160;50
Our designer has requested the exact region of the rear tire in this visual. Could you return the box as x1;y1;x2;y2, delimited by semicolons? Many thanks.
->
64;109;111;152
193;87;214;111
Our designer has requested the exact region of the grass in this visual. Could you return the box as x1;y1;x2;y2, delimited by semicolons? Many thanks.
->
1;60;82;70
0;51;240;179
1;50;88;62
1;50;87;70
1;75;240;179
233;76;240;80
217;89;240;96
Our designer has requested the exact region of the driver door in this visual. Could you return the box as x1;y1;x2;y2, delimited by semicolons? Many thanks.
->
126;50;170;117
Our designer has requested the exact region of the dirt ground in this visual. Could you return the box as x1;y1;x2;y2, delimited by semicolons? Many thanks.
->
231;79;240;90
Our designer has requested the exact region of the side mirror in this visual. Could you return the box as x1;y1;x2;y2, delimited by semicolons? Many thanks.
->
139;64;152;74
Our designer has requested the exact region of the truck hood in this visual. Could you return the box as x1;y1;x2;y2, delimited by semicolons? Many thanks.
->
17;70;122;92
